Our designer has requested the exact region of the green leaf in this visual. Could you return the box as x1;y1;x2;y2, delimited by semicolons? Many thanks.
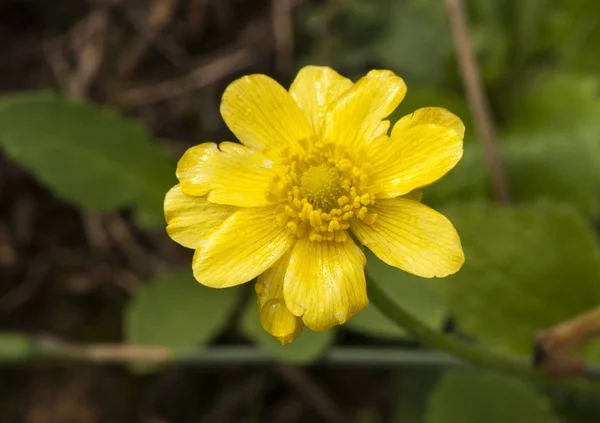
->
376;0;452;86
125;268;239;348
0;92;175;226
346;249;447;339
0;332;32;363
502;136;600;218
510;0;553;67
555;391;600;423
392;368;441;423
297;0;387;77
507;73;600;133
555;0;600;73
240;299;334;364
468;10;510;85
426;370;560;423
497;73;600;218
425;131;600;218
557;397;600;423
423;145;491;207
438;202;600;360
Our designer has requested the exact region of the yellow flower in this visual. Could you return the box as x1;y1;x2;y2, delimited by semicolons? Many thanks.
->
164;66;465;345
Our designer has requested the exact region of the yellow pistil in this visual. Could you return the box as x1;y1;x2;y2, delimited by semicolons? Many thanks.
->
300;164;343;210
269;136;379;242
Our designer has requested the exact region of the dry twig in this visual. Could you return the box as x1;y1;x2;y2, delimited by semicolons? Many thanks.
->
272;0;294;77
121;47;254;106
0;255;49;314
119;0;188;76
82;212;111;252
186;0;210;38
104;214;162;276
120;13;271;106
443;0;510;204
534;306;600;377
0;224;17;267
67;9;109;99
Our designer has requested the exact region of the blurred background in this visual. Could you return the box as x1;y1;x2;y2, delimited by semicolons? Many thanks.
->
1;0;600;422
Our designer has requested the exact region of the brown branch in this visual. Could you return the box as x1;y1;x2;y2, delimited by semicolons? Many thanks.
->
0;224;17;267
0;255;49;314
538;307;600;353
443;0;510;204
119;11;272;106
44;8;109;99
120;47;254;106
119;0;188;77
534;306;600;377
272;0;295;78
81;212;111;251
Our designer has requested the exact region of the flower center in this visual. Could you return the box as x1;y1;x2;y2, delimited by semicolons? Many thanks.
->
267;136;379;243
299;164;343;211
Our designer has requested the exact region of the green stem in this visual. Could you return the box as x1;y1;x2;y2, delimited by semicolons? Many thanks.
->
367;277;600;396
0;333;462;367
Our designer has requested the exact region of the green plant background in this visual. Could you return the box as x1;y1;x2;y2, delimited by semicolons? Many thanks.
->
2;0;600;421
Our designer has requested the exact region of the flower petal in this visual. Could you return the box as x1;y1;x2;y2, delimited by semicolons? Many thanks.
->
323;70;406;149
164;185;237;249
256;250;303;345
289;66;353;134
176;142;279;206
392;107;465;138
373;120;391;137
220;74;313;153
284;237;368;331
368;124;463;198
193;207;295;288
402;189;423;202
351;198;464;278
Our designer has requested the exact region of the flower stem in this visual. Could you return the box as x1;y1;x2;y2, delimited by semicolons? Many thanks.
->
0;331;461;367
367;277;600;397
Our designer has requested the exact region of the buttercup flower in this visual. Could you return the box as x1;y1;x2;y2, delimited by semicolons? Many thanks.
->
164;66;465;344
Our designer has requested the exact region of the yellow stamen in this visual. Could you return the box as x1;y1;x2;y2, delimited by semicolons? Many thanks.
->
267;136;379;242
